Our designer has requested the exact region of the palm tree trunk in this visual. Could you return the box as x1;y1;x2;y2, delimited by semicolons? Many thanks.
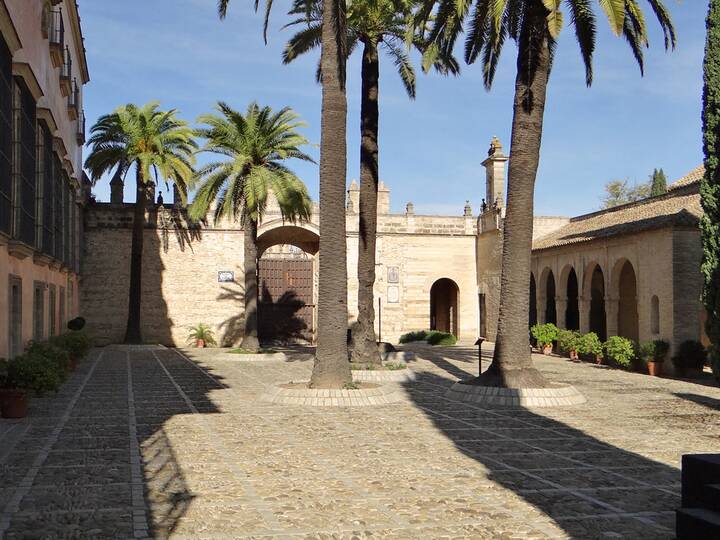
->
351;38;382;366
124;167;145;344
476;4;550;388
240;218;260;352
310;0;352;387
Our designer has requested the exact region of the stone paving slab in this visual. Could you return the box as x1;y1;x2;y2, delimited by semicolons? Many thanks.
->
1;343;719;538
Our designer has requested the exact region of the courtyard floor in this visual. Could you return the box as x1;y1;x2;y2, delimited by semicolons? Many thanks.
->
1;343;720;539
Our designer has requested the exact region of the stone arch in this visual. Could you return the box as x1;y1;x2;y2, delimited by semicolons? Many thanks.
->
256;222;320;256
539;267;557;325
529;273;537;328
651;295;660;335
613;259;639;343
430;278;459;336
585;262;607;341
561;266;580;331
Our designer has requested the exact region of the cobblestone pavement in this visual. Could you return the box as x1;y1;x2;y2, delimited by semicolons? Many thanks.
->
2;344;720;539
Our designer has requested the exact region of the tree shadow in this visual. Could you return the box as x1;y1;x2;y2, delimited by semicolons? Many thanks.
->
258;286;310;344
673;392;720;411
216;285;246;347
401;358;681;538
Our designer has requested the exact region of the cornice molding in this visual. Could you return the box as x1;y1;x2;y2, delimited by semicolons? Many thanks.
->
0;1;22;53
12;62;44;100
65;1;89;84
37;107;59;134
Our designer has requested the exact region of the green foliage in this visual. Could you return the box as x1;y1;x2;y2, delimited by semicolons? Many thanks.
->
49;332;93;360
578;332;603;358
650;168;668;196
603;336;635;368
637;341;656;363
557;329;581;353
672;340;707;371
187;324;217;346
383;362;407;370
3;353;62;396
702;0;720;388
189;102;313;226
426;331;457;346
85;102;197;202
652;339;670;362
399;330;428;343
229;347;276;354
601;179;651;209
530;323;558;347
25;342;69;381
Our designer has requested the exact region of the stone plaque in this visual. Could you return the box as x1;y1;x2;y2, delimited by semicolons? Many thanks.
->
387;285;399;303
218;271;235;283
387;266;399;283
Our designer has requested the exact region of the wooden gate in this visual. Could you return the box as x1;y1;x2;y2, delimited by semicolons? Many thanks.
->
258;257;314;342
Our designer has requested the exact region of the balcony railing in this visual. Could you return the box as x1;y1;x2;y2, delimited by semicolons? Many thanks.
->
76;110;85;145
60;46;72;96
48;8;64;68
67;79;79;120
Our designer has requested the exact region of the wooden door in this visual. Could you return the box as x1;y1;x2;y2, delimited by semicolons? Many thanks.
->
258;258;314;341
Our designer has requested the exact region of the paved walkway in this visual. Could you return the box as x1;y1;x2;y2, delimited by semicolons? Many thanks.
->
1;344;719;539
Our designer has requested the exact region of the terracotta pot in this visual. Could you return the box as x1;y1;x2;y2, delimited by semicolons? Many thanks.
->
196;339;205;348
569;350;579;360
595;355;604;365
0;389;29;419
647;361;662;377
542;344;553;355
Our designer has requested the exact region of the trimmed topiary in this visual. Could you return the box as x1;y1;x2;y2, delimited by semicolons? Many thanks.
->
604;336;635;369
426;331;457;346
399;330;428;344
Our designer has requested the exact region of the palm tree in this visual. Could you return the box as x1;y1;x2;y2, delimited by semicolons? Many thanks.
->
217;0;352;387
418;0;675;387
85;103;196;344
283;0;458;365
189;102;314;352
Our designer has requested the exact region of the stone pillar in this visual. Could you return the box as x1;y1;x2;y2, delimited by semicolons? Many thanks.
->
480;136;508;210
579;297;590;333
605;296;619;337
109;168;124;205
538;294;547;324
347;180;359;213
556;297;568;329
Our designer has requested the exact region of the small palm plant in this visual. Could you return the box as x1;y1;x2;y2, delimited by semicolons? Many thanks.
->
187;324;217;348
189;102;313;352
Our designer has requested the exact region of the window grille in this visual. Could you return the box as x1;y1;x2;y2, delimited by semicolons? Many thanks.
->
49;284;56;337
40;124;54;255
63;174;70;264
59;285;66;329
9;276;22;358
33;281;44;341
0;38;12;234
14;79;37;246
54;156;63;258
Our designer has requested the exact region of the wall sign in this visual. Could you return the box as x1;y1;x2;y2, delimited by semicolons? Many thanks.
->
218;271;235;283
387;266;399;283
387;285;400;303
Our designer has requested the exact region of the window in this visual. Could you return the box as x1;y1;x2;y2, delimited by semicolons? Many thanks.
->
0;37;12;235
39;123;54;255
9;276;22;358
53;156;63;258
33;281;44;341
59;285;66;330
48;284;56;337
651;295;660;335
62;174;70;265
13;78;37;246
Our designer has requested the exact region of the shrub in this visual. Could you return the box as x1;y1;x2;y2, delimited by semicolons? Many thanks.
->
25;341;69;380
637;342;656;363
531;323;558;347
578;332;603;358
557;329;581;354
652;339;670;362
50;332;92;360
399;331;428;344
187;323;217;346
5;353;62;396
426;331;457;346
604;336;635;368
672;340;707;371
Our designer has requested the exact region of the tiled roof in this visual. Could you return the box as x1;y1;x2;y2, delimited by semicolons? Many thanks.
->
532;183;701;251
669;165;705;190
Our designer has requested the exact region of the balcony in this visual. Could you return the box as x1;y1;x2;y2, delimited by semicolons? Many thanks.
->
60;46;72;96
67;79;79;120
48;8;64;68
76;110;85;145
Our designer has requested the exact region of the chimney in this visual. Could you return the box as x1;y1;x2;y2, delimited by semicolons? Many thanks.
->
481;136;508;209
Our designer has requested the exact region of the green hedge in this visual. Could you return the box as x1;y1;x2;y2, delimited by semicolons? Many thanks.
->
398;330;457;346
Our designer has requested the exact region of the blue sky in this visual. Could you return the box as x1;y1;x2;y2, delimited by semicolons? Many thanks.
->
80;0;707;217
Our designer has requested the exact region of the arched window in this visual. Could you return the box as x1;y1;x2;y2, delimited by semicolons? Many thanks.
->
651;295;660;335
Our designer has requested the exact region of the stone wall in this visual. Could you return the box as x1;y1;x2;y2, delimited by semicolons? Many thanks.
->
672;228;705;347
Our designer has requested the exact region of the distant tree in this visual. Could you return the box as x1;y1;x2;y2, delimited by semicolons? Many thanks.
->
700;0;720;384
189;102;313;352
650;168;668;196
601;179;650;209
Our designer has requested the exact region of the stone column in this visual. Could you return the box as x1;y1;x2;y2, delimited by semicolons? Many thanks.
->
579;297;590;333
605;296;619;337
556;297;568;329
538;294;547;324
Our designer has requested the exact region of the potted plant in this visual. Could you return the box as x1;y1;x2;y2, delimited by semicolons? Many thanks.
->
1;353;60;418
557;329;581;360
531;323;558;355
672;340;707;378
25;341;69;382
604;336;635;369
579;332;604;364
187;323;217;348
638;341;655;374
50;332;92;370
647;339;669;376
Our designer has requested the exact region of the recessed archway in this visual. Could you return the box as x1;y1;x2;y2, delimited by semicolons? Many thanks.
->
588;264;607;341
565;267;580;330
544;270;557;325
529;273;537;328
430;278;459;336
616;260;639;343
